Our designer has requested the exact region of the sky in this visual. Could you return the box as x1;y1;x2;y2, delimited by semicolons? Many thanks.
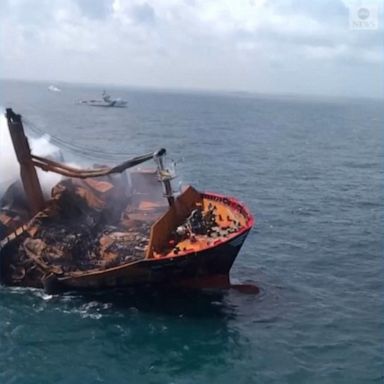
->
0;0;383;98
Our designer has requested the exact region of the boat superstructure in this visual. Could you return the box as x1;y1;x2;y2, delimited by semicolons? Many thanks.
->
80;91;127;108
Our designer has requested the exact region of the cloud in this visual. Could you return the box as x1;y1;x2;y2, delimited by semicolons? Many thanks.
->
74;0;112;20
131;3;156;24
0;0;382;97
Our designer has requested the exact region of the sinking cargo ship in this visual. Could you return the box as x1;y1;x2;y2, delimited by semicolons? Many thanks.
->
0;109;253;293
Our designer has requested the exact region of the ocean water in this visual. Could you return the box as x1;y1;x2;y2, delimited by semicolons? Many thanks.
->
0;80;382;383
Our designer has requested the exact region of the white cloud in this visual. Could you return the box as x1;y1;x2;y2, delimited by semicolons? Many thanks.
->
0;0;382;97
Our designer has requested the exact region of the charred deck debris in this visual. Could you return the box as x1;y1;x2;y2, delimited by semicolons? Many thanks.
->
1;175;166;287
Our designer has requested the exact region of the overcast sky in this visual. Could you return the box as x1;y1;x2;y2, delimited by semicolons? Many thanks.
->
1;0;383;98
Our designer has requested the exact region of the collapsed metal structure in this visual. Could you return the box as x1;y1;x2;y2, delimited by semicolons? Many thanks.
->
5;109;174;214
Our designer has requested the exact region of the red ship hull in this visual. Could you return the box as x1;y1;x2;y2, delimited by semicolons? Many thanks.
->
52;227;251;292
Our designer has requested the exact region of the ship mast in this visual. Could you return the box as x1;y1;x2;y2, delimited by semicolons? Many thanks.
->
6;108;45;216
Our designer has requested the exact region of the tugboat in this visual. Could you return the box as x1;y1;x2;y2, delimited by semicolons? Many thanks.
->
0;109;253;293
79;90;127;108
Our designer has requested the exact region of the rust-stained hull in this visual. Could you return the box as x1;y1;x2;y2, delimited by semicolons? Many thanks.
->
0;187;253;293
53;228;251;292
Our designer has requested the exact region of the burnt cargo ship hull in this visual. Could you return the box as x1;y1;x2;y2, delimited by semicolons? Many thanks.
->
47;229;251;292
1;183;253;293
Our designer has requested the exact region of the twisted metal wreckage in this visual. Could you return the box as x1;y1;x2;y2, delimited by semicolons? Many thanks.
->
0;109;253;293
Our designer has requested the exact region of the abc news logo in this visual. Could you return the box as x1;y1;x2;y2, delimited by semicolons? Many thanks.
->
349;5;379;30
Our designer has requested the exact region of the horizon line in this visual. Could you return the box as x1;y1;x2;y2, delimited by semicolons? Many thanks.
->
1;77;383;102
